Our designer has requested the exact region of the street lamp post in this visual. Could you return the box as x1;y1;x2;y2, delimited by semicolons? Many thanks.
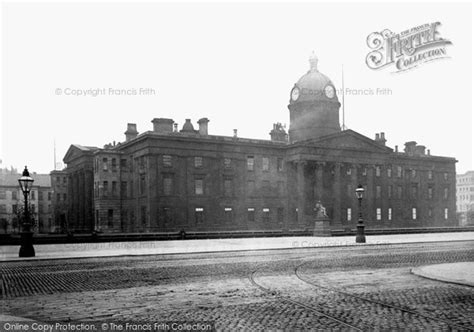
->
355;184;366;243
18;166;35;257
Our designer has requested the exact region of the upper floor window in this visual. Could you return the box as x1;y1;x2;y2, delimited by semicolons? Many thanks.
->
163;155;172;167
428;170;433;180
195;179;204;195
224;178;232;196
224;158;232;169
103;158;108;171
247;156;254;171
277;158;284;172
387;167;392;178
411;169;416;178
111;158;117;172
163;176;173;196
443;187;449;200
444;172;449;181
375;166;381;177
262;157;270;171
194;157;203;168
397;166;402;178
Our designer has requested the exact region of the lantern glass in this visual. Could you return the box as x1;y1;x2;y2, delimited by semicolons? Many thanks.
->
355;185;364;199
18;166;34;194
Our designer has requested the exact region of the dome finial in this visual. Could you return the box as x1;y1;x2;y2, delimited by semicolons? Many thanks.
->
309;51;318;71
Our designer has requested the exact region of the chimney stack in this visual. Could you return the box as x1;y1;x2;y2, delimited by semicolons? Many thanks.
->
427;149;431;156
124;123;138;142
180;119;196;133
152;118;174;134
404;141;417;155
233;129;238;138
197;118;210;135
374;132;386;146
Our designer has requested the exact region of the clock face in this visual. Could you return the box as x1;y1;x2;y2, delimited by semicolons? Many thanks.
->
291;87;300;101
325;85;335;99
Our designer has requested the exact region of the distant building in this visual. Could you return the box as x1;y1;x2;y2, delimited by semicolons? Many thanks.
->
0;172;53;233
456;171;474;225
63;54;457;234
50;170;69;232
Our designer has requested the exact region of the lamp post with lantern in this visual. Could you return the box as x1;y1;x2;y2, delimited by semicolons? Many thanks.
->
18;166;35;257
355;184;366;243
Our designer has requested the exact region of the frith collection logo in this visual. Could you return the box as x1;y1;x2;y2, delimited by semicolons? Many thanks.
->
365;22;452;73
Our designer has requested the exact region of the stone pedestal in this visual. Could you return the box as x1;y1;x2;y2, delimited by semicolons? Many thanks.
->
313;217;331;236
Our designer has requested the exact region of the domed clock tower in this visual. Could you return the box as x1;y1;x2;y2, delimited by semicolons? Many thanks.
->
288;53;341;143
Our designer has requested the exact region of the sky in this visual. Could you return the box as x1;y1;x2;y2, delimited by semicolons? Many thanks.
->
1;1;472;174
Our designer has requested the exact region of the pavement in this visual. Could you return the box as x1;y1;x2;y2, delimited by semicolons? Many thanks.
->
1;232;472;290
1;231;473;262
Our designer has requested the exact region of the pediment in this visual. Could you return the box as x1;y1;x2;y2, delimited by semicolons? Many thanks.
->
305;130;392;153
63;144;99;163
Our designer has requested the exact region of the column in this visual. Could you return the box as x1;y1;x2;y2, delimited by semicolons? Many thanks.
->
366;165;375;224
296;161;306;227
332;162;342;227
314;162;325;202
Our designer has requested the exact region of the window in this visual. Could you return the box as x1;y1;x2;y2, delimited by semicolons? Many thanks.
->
224;207;233;223
141;206;147;226
428;187;433;200
388;208;392;221
31;191;35;200
107;209;114;227
63;193;67;201
194;156;203;168
140;174;146;195
397;186;402;199
444;172;448;181
346;167;352;175
103;158;108;171
411;169;416;178
443;187;448;200
163;207;172;225
0;189;5;200
163;176;173;196
397;166;402;178
347;208;352;221
56;193;61;202
112;181;117;196
362;167;367;176
375;166;381;177
247;156;254;171
444;208;448;220
428;208;433;218
195;179;204;195
247;180;255;195
247;208;255;222
428;170;433;180
388;185;392;198
262;208;270;223
195;207;204;224
120;159;127;168
103;181;109;197
224;158;232;169
262;180;270;192
0;204;6;213
262;157;269;171
12;204;18;214
277;158;283;172
277;181;284;195
412;185;418;199
163;155;172;167
121;181;128;198
376;208;382;220
11;190;17;200
224;178;232;196
277;208;284;224
48;192;52;201
112;158;117;172
387;168;392;178
31;204;36;213
376;186;381;199
39;191;43;201
412;208;417;220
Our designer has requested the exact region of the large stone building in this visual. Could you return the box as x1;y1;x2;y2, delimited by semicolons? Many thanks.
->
456;171;474;225
0;169;53;233
63;54;457;234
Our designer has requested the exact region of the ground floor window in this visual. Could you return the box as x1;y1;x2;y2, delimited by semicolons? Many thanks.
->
277;208;284;225
412;208;417;220
247;208;255;222
347;208;352;221
262;208;270;223
376;208;382;221
107;209;114;227
224;207;233;223
388;208;392;221
444;208;448;220
195;207;204;224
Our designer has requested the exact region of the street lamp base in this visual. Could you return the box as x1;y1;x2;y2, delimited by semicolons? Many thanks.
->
355;224;366;243
19;232;35;257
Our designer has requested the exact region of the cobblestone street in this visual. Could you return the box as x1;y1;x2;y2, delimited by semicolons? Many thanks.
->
1;241;473;330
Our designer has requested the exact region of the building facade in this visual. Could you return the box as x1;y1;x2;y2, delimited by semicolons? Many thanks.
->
0;171;53;233
456;171;474;226
63;54;457;233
